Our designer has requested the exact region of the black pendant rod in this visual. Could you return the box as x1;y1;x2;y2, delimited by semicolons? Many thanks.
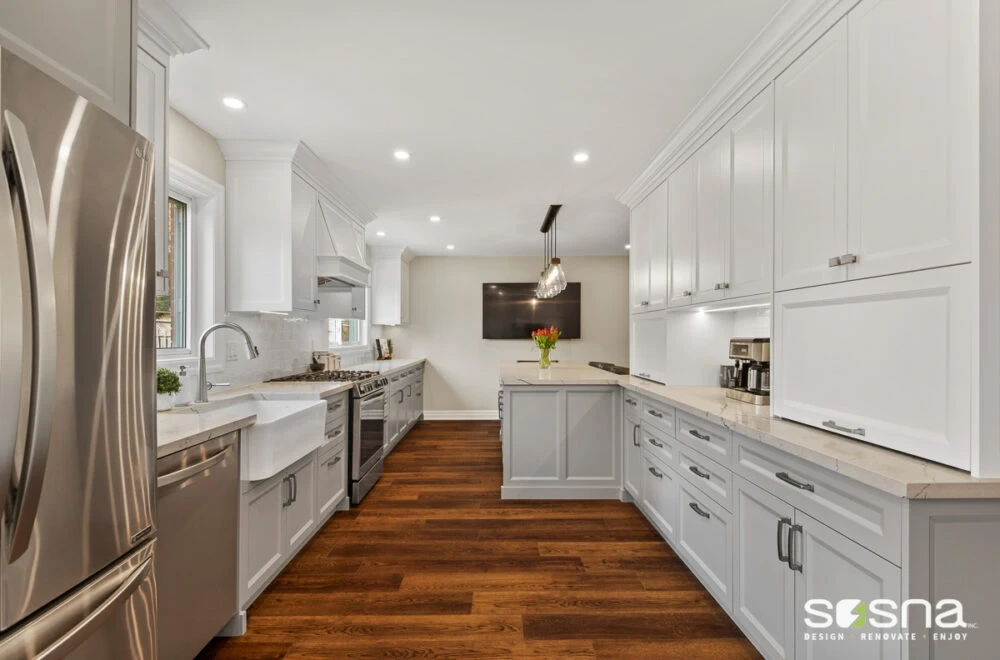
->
540;204;562;234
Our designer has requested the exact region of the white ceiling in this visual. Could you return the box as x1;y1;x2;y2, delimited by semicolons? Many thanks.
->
168;0;787;256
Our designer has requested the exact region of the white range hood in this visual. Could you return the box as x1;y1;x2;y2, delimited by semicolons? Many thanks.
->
316;198;371;288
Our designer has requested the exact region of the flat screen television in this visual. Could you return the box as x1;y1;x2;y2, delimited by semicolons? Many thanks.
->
482;283;581;339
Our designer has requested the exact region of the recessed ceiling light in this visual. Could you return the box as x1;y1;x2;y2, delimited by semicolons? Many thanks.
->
393;150;411;161
446;244;455;251
573;151;589;163
625;243;631;250
429;215;441;223
375;231;386;237
222;97;246;110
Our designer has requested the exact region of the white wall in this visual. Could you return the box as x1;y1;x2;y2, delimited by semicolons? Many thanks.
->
168;108;225;185
383;256;629;414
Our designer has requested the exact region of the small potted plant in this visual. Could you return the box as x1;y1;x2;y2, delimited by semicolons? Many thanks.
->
157;367;182;411
531;326;561;369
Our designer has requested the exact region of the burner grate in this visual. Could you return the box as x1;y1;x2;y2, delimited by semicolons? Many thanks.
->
268;370;380;383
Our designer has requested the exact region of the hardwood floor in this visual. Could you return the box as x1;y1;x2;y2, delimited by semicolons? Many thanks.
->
199;421;760;659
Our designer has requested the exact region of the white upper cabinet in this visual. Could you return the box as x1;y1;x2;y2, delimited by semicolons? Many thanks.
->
774;20;849;292
727;87;774;300
222;141;372;314
370;247;413;326
667;157;697;307
845;0;976;280
630;311;667;384
773;265;973;470
629;181;667;313
693;129;731;304
629;198;651;314
290;174;319;312
0;0;133;125
134;43;168;296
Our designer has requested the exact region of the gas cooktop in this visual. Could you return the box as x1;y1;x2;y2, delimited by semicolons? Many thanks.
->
268;370;380;383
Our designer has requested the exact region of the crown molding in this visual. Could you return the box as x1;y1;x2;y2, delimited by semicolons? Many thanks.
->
138;0;209;58
219;140;377;228
618;0;854;208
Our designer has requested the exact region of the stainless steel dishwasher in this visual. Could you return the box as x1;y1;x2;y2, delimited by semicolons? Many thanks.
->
156;431;239;660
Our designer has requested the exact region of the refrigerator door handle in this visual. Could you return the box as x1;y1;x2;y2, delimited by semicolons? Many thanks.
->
35;556;152;660
0;137;26;518
4;110;58;564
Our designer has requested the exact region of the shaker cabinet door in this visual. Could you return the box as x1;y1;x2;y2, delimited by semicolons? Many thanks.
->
774;20;848;292
845;0;975;280
692;129;730;304
630;198;651;313
667;157;697;307
290;175;318;312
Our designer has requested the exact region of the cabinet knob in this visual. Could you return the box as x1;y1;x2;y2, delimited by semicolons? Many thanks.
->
682;290;692;297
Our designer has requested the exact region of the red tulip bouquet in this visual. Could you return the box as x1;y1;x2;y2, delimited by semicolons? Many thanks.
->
531;326;561;369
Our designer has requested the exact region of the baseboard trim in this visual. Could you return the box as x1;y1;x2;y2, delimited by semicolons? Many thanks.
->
423;410;499;421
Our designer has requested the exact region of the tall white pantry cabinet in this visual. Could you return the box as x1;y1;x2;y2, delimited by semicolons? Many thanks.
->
623;0;998;477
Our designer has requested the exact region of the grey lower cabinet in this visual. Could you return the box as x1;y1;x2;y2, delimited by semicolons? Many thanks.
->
620;388;1000;660
240;437;348;609
384;365;425;456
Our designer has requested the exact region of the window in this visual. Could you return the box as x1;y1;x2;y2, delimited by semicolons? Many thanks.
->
156;195;190;350
329;319;363;347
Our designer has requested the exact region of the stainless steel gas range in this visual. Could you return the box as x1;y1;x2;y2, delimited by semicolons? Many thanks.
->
269;370;388;503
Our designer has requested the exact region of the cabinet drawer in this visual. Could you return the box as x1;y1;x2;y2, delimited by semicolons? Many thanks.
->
640;397;676;436
640;422;676;467
640;451;678;542
676;411;732;466
325;393;349;424
678;446;732;512
733;433;902;565
324;414;349;448
316;442;347;519
678;482;733;612
623;392;641;424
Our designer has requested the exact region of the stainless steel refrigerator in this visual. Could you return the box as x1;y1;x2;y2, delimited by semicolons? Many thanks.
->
0;49;158;659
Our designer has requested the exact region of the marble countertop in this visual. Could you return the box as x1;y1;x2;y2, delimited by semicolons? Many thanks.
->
157;406;256;459
156;359;426;458
500;361;1000;499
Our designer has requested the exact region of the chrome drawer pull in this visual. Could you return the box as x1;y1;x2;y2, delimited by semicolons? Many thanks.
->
689;502;711;519
776;517;791;563
828;255;842;267
625;398;638;407
647;438;664;449
326;455;342;468
646;409;664;419
647;467;663;479
688;429;710;441
632;424;640;448
822;420;866;436
776;471;815;492
326;427;344;441
688;466;710;480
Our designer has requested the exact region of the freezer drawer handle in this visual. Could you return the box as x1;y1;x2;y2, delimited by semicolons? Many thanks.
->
688;502;711;519
36;556;152;660
4;110;58;564
775;471;815;492
157;445;233;488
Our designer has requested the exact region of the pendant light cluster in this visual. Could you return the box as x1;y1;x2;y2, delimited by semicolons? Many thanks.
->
536;204;567;299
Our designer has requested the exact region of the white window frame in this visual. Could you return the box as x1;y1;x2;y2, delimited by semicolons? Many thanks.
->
156;159;226;373
156;190;193;357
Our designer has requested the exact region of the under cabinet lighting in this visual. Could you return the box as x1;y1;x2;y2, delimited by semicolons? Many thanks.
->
258;310;288;316
700;302;770;314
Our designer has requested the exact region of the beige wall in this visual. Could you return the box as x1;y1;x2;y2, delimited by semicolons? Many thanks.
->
384;256;629;414
168;108;225;184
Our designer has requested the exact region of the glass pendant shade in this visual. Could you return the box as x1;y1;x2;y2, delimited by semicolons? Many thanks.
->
535;206;567;299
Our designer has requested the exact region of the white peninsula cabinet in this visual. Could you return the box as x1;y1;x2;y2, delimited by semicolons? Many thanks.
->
0;0;133;125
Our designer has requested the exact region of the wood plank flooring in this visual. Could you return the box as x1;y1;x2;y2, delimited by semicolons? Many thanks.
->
199;421;760;659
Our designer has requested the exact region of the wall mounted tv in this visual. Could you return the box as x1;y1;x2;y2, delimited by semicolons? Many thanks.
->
482;283;581;339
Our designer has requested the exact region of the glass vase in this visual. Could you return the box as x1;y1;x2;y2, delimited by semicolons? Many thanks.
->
538;348;551;369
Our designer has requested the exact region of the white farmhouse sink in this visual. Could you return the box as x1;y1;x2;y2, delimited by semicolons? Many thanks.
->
238;399;327;481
